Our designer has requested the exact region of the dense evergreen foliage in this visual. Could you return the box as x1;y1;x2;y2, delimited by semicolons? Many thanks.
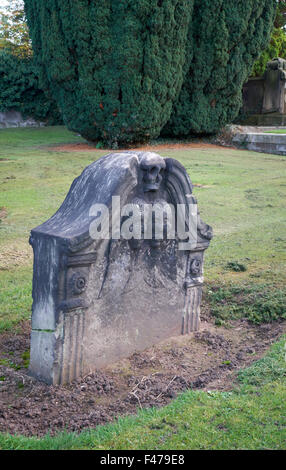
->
25;0;193;146
163;0;277;137
24;0;277;143
0;52;61;123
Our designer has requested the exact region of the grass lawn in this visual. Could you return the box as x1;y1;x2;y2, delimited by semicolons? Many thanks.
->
0;126;285;449
1;126;286;330
264;129;286;134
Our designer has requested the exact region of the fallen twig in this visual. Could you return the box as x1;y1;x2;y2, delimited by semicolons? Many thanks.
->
130;391;143;410
155;375;177;401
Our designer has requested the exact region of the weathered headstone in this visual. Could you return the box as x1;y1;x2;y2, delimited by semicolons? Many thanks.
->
29;152;212;385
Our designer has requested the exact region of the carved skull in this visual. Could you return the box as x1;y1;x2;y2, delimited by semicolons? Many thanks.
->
140;153;166;192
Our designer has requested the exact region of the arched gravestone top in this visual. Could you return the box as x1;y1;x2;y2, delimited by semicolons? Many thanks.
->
29;152;213;385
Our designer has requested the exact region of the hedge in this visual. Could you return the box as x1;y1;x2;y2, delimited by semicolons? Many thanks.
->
0;52;61;124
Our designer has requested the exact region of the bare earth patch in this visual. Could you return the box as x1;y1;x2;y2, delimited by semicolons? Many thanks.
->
0;208;7;222
50;142;233;153
0;316;285;437
0;243;32;271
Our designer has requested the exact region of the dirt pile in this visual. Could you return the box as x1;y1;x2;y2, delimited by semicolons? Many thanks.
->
0;319;285;437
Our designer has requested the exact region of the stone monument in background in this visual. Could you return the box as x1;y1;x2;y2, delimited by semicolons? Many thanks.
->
29;152;212;385
241;57;286;126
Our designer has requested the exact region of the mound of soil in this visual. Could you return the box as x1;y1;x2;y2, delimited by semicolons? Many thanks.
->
0;319;285;437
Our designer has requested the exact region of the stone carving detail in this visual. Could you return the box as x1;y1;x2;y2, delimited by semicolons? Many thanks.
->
190;258;201;276
263;57;286;114
69;273;87;296
29;151;212;385
140;153;166;192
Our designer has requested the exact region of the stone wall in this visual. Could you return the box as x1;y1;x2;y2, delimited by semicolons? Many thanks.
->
0;110;44;129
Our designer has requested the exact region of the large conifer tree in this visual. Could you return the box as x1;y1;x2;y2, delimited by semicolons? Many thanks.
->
25;0;277;144
163;0;277;136
24;0;193;146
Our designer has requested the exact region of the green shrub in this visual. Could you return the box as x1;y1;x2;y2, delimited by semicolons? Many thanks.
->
225;262;247;273
252;0;286;77
207;284;286;325
252;27;286;77
24;0;193;146
0;52;61;124
163;0;277;137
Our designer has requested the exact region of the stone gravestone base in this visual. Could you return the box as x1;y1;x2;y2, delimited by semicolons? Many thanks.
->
29;152;212;385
